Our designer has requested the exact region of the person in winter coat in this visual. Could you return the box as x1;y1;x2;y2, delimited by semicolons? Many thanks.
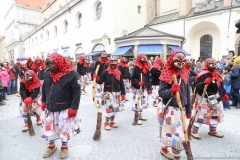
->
158;50;192;159
221;66;231;110
0;67;10;100
131;53;152;125
7;63;16;95
150;58;162;107
230;56;240;109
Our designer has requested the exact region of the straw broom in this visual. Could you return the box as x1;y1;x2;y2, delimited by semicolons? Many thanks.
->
27;104;35;136
187;84;208;140
173;75;193;160
132;73;142;126
92;65;102;140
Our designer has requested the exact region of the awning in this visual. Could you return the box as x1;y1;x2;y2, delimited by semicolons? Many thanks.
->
168;45;190;55
138;45;163;55
111;46;133;56
85;50;105;56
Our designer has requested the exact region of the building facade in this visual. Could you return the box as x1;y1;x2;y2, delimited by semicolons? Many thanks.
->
0;36;7;59
144;0;240;60
4;0;46;61
24;0;146;60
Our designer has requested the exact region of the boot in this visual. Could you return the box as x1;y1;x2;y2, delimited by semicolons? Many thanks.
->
160;148;174;160
42;145;57;158
191;132;201;139
137;120;142;125
36;118;42;126
104;122;111;130
59;146;68;159
22;124;29;132
109;122;118;128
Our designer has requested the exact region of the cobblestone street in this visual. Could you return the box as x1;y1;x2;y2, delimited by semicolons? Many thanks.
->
0;85;240;160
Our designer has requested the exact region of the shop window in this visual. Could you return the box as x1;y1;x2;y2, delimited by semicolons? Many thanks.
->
200;35;212;60
96;2;102;20
138;5;141;14
93;44;105;52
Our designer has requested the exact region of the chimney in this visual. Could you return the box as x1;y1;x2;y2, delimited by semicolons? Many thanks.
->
179;0;192;17
224;0;235;7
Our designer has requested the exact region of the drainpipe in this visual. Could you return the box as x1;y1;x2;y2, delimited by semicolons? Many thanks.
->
155;0;157;16
181;18;186;48
227;0;233;52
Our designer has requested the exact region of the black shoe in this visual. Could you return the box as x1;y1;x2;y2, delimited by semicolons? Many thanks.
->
230;102;238;106
0;102;6;106
235;106;240;109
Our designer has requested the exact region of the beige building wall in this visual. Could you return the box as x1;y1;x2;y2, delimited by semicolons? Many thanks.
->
160;0;179;16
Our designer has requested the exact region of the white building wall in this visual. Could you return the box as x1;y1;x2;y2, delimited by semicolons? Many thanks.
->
24;0;147;60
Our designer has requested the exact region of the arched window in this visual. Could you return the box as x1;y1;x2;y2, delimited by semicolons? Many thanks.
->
92;44;105;52
96;2;102;20
200;35;212;60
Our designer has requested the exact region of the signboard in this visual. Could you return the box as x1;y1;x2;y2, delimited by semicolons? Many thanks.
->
140;40;161;44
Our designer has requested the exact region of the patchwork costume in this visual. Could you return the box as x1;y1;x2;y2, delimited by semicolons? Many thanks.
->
41;53;81;159
118;58;131;93
150;58;162;107
131;54;152;125
97;58;126;130
191;58;227;139
94;52;109;105
19;70;42;132
158;50;192;159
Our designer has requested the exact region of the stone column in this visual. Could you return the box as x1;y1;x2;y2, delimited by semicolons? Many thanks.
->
179;0;192;17
224;0;235;7
162;44;167;61
133;45;138;58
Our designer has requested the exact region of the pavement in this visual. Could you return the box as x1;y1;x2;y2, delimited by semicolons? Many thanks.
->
0;84;240;160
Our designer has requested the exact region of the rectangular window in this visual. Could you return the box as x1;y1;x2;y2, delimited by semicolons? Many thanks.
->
138;5;141;14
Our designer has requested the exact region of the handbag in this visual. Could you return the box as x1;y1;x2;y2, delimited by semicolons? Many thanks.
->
0;80;4;89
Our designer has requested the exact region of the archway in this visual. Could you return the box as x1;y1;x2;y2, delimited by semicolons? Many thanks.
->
186;21;221;60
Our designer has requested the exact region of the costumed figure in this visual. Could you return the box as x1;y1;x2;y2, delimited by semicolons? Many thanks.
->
31;57;46;85
158;50;192;160
84;57;92;86
27;57;33;69
191;58;227;140
131;53;152;125
97;57;126;130
41;53;81;159
150;58;163;107
118;57;131;95
94;52;109;105
77;55;87;94
19;70;42;132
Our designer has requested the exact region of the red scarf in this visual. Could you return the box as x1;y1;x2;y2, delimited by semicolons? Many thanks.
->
49;52;75;83
85;62;91;67
78;56;85;64
119;58;128;68
159;50;189;84
152;58;163;71
27;57;33;66
98;56;109;64
197;58;221;86
135;53;151;74
107;66;121;81
31;58;45;72
21;70;41;92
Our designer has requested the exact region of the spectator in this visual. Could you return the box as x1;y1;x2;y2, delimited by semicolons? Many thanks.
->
230;56;240;109
221;66;231;110
7;63;16;95
228;50;237;59
226;58;234;70
194;60;203;73
0;67;10;100
149;56;154;65
10;60;19;94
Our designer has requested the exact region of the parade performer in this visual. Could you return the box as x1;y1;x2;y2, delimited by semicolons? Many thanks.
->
27;57;33;69
31;57;45;84
131;53;151;125
97;57;126;130
150;58;162;107
77;55;87;94
84;58;92;86
94;52;109;105
191;58;227;139
41;53;81;159
19;70;42;132
118;57;131;95
158;50;192;159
